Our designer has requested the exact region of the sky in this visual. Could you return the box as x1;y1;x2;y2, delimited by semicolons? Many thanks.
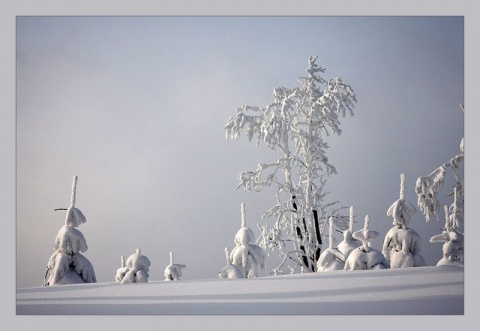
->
14;15;465;289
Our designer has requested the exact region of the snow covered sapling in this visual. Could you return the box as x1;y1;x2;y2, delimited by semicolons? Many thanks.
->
225;56;356;275
429;205;464;267
44;176;96;286
219;247;244;279
115;255;128;282
316;217;345;272
229;203;266;278
344;215;389;270
164;251;186;281
119;248;151;284
337;206;361;259
383;173;426;268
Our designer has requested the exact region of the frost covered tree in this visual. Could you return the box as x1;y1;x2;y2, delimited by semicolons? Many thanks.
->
118;248;151;284
164;251;186;281
225;56;356;274
415;105;464;264
430;205;464;267
344;215;388;271
44;176;96;286
383;173;426;268
219;247;244;279
229;203;266;278
115;255;128;282
415;105;464;224
316;217;345;272
336;206;361;259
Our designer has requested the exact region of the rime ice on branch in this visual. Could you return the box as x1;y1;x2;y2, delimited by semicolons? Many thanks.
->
219;247;244;279
225;55;356;275
164;251;186;281
229;203;266;278
382;173;425;268
316;217;345;272
429;205;464;267
116;248;151;284
344;215;388;270
44;176;96;286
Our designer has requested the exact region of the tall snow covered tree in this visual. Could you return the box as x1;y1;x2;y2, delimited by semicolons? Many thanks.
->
225;56;357;274
44;176;96;286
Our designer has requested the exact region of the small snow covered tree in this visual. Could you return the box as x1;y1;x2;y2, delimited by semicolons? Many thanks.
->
344;215;389;270
430;205;464;267
336;206;361;259
164;251;186;281
219;247;244;279
316;217;345;272
225;56;356;274
383;173;426;268
229;203;266;278
118;248;151;284
44;176;96;286
115;255;128;282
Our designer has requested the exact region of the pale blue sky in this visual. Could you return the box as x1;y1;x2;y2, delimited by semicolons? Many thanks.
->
16;16;464;288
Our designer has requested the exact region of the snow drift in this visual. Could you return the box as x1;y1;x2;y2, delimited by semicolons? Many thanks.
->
17;265;463;315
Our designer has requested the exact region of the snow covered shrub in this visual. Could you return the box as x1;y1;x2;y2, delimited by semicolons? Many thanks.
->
44;176;96;286
430;206;464;267
383;174;426;268
225;56;356;275
316;217;345;272
164;251;186;281
229;203;266;278
344;215;389;270
219;247;244;279
118;248;151;284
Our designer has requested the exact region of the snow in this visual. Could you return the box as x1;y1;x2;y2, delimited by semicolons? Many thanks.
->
17;265;463;316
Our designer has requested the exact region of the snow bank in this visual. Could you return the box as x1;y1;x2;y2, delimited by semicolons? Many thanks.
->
16;265;463;315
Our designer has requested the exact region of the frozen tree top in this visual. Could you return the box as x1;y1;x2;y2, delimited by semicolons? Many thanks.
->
234;203;256;246
57;176;87;228
387;173;416;228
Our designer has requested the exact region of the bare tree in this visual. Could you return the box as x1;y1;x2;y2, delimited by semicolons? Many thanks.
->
225;56;357;274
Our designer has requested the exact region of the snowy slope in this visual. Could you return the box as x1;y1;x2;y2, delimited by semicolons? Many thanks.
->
16;265;463;315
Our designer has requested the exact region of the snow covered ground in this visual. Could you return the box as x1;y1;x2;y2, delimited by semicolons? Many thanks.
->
17;265;463;315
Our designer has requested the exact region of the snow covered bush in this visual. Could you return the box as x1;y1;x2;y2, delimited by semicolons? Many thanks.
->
229;203;266;278
430;205;464;267
44;176;96;286
344;215;388;270
225;56;356;275
382;173;426;268
316;217;345;272
164;251;186;281
219;247;244;279
118;248;151;284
